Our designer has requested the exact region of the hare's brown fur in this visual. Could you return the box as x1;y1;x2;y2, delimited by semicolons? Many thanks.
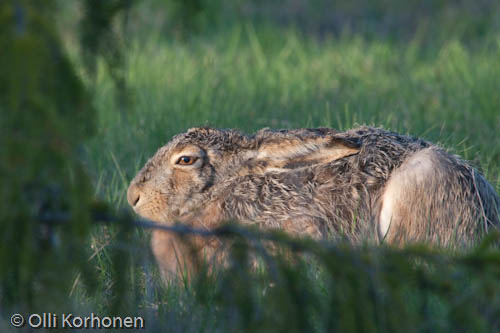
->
128;126;500;279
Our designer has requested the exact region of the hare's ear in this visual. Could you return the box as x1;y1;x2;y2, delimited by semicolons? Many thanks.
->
255;135;360;171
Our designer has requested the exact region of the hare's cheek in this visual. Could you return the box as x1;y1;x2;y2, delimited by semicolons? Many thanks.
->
171;169;197;190
197;164;216;189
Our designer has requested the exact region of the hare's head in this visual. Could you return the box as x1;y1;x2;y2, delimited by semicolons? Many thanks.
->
127;127;360;223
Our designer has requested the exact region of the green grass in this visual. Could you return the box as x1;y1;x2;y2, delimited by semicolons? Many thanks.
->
78;24;500;331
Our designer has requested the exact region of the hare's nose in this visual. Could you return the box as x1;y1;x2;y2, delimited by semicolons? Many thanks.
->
127;185;141;207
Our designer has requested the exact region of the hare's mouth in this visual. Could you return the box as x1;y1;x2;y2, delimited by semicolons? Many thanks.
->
127;193;169;223
133;206;170;224
131;197;150;216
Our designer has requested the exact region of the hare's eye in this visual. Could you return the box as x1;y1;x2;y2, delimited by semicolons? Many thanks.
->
177;156;197;165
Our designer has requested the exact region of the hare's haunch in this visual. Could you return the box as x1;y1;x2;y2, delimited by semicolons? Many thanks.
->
128;126;500;278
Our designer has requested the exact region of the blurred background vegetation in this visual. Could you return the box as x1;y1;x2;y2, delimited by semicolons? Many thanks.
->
1;0;500;331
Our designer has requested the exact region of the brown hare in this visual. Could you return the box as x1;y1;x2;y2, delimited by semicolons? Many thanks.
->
127;126;500;279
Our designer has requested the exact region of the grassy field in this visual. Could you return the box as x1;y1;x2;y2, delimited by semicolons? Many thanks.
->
77;17;500;333
5;1;500;331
